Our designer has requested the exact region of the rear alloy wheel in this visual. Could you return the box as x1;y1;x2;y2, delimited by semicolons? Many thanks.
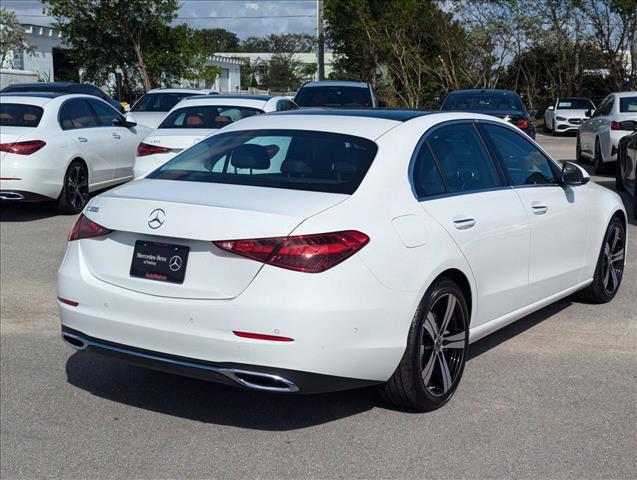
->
576;217;625;303
615;158;625;191
379;278;469;411
57;161;89;214
594;138;610;175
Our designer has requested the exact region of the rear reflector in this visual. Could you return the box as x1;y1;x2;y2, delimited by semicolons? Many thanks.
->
233;331;294;342
214;230;370;273
57;297;79;307
137;142;170;156
68;214;112;241
513;119;530;129
0;140;46;155
0;178;21;181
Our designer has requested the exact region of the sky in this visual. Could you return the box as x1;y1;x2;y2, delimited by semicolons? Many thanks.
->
3;0;319;39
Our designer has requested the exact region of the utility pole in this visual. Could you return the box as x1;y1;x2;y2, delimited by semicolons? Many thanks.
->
317;0;325;81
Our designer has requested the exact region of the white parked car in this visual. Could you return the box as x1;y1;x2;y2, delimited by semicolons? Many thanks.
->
543;97;595;134
58;110;627;411
0;93;151;213
133;95;297;178
577;91;637;173
127;88;218;128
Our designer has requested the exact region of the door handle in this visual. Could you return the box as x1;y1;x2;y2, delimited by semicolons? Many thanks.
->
112;133;121;139
531;202;548;215
452;215;476;230
77;137;88;143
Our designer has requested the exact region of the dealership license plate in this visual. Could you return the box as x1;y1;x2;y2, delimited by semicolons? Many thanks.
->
130;241;189;284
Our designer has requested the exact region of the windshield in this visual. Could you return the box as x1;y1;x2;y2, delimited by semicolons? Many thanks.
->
0;103;44;127
441;91;525;113
158;105;263;129
619;97;637;113
146;129;378;194
131;92;204;112
295;86;372;107
557;98;594;109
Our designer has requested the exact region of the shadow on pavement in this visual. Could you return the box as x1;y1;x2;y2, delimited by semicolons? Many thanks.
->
0;202;61;222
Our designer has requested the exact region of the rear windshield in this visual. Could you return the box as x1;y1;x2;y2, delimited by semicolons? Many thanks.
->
557;98;594;109
0;103;44;127
146;129;378;194
295;86;372;107
131;92;204;112
619;97;637;113
441;92;524;113
158;105;263;129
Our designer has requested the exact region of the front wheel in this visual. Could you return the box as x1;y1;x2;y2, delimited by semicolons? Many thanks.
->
379;278;469;411
56;160;89;214
576;217;626;303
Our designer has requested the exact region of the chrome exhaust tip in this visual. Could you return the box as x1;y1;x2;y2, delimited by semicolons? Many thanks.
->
0;192;25;200
62;332;88;351
222;369;300;393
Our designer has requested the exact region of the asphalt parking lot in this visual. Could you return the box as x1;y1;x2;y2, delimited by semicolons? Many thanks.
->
1;133;635;479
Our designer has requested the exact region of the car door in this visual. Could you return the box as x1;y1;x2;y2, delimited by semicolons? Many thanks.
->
87;98;138;181
479;122;591;302
414;122;530;325
59;98;113;185
545;99;556;127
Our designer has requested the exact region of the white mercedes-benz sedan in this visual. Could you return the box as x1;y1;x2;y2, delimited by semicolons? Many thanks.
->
133;95;298;179
58;109;627;411
543;97;595;135
1;93;150;213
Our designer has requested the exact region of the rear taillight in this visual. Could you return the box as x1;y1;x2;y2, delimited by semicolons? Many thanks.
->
69;214;112;241
214;230;370;273
136;142;170;156
513;119;530;129
0;140;46;155
611;121;621;130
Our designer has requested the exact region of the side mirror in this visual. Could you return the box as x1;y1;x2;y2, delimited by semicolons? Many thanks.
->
561;161;590;186
547;106;554;111
585;109;592;118
528;108;538;118
113;117;137;128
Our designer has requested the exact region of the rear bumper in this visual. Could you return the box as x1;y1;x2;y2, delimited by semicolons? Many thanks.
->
1;156;64;200
61;326;380;393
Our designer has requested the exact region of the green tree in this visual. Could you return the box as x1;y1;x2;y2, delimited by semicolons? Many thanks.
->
260;53;304;91
240;33;316;53
0;8;36;68
196;28;240;52
46;0;180;91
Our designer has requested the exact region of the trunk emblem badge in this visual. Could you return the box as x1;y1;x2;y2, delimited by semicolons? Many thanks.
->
169;255;183;271
148;209;165;229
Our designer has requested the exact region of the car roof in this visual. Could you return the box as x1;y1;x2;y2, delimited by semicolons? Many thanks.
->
272;108;429;122
446;89;520;96
211;94;273;101
174;96;275;108
145;88;214;94
0;92;66;99
300;80;370;88
613;91;637;98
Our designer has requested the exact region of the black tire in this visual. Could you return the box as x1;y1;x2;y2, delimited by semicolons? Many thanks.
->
551;120;557;136
57;160;89;214
379;278;469;412
615;157;625;191
594;138;611;175
576;216;626;304
543;119;550;133
633;191;636;220
575;134;583;163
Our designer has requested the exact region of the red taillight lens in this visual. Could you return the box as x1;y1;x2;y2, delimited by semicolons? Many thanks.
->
513;119;530;129
610;121;620;130
136;142;170;156
68;214;112;241
214;230;370;273
0;140;46;155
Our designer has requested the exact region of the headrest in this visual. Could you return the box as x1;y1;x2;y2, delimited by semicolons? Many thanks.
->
214;115;232;126
333;161;357;174
185;114;204;126
281;159;312;174
231;144;270;170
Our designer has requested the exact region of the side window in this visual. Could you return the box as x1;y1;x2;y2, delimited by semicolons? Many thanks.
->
426;123;500;193
276;100;297;111
59;99;99;130
412;142;446;197
481;124;556;185
598;97;613;116
88;99;122;127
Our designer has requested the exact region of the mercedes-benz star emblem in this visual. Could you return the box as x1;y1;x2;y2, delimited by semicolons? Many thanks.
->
169;255;182;271
147;208;165;229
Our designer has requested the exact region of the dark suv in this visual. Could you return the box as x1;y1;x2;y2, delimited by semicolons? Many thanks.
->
294;80;382;108
1;82;124;113
440;89;537;139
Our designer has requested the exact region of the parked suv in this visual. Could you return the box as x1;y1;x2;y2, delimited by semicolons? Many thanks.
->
440;89;537;139
294;80;382;108
1;82;124;113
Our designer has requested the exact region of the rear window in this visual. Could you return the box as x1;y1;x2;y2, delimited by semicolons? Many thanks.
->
619;97;637;113
295;86;372;107
158;105;263;129
441;91;524;113
147;129;378;194
131;92;204;112
0;103;44;127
